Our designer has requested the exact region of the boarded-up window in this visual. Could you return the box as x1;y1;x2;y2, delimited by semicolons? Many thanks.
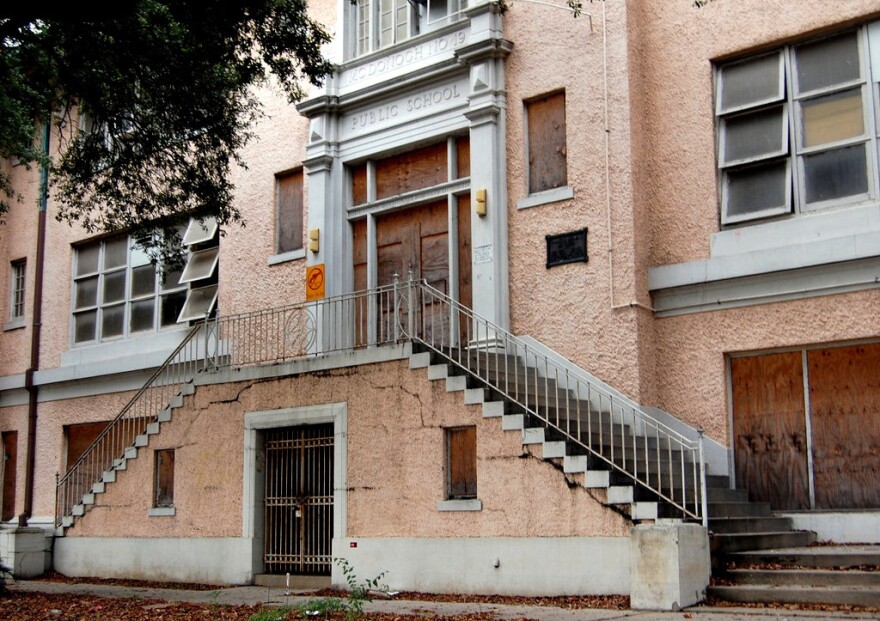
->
277;170;304;254
351;163;368;206
155;449;175;507
527;92;567;194
2;431;17;521
456;136;470;180
375;142;447;200
447;426;476;499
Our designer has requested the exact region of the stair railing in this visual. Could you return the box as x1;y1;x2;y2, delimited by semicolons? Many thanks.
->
55;321;207;525
55;285;404;527
400;274;708;524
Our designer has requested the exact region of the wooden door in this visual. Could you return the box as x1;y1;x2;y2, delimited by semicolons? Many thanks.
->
808;344;880;509
731;352;810;510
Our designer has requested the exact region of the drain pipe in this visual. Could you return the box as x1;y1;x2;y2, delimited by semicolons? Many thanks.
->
19;118;49;527
604;1;654;313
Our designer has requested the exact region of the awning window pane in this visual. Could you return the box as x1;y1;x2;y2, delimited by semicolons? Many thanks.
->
102;305;125;338
725;161;789;220
161;291;187;326
719;53;783;112
103;237;128;270
75;277;99;309
179;246;219;284
130;299;155;333
177;285;218;322
795;32;860;94
723;106;786;164
131;265;156;298
76;245;100;276
801;88;864;147
74;311;97;343
804;143;868;204
103;270;126;304
182;217;218;246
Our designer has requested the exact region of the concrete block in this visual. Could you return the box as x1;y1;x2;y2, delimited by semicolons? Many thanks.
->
630;523;710;611
482;401;505;418
0;527;50;578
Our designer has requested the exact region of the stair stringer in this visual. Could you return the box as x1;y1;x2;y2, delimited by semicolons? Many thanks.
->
57;381;197;534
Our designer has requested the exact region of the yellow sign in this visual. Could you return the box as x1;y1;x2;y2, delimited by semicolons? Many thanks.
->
306;264;325;301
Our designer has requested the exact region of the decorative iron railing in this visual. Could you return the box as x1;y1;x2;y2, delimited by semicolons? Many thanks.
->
56;278;706;526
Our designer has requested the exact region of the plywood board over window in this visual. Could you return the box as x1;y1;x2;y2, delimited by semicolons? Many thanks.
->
277;170;304;254
730;352;810;510
808;344;880;509
375;143;448;200
1;431;17;521
527;92;567;194
447;426;476;499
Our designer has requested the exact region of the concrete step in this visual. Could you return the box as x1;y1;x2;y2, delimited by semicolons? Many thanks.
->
179;383;196;396
607;485;634;504
706;487;748;502
464;388;488;404
563;454;587;473
522;427;545;445
501;414;525;431
708;584;880;608
102;470;116;483
482;401;506;418
707;501;771;518
583;469;611;489
168;395;184;409
728;546;880;568
409;352;432;369
91;482;105;494
723;568;880;587
61;516;74;528
134;434;149;448
709;516;794;534
146;422;160;435
81;493;95;506
713;531;817;554
71;504;84;517
427;364;450;380
123;446;138;460
157;409;172;423
542;441;567;459
631;502;659;520
445;375;469;392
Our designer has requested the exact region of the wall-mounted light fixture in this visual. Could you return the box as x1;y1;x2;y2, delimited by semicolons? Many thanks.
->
475;188;487;217
309;228;320;253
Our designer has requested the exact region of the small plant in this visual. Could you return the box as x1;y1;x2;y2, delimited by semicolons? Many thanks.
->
249;608;291;621
296;559;387;620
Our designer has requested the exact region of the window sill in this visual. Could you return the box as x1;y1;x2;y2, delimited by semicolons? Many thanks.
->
3;318;25;332
268;248;306;265
148;506;175;517
516;186;574;210
437;499;482;512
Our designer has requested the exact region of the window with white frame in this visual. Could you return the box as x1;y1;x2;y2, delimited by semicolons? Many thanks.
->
9;259;26;322
72;236;188;344
351;0;466;58
716;21;880;225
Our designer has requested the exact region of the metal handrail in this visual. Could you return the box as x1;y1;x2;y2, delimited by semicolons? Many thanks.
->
55;321;206;525
400;275;707;523
54;285;404;526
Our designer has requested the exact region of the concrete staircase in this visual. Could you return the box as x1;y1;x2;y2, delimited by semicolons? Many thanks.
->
408;345;880;609
710;545;880;608
410;346;706;522
58;382;196;532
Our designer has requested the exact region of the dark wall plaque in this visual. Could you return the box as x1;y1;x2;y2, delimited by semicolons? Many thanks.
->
546;228;588;268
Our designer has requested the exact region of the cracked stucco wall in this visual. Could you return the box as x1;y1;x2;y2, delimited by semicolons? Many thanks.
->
69;359;629;539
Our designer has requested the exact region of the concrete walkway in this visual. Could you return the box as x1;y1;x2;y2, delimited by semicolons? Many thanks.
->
11;580;880;621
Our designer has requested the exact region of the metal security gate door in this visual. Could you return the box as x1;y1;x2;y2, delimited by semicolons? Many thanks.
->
264;424;334;575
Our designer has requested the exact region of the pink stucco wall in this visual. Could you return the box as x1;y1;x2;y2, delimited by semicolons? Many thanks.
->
71;359;629;538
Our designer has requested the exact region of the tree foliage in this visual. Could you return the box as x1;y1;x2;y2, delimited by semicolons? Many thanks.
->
0;2;332;261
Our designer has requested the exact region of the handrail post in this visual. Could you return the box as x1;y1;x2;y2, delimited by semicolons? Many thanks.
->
407;270;415;341
54;471;60;527
698;427;708;527
393;273;400;341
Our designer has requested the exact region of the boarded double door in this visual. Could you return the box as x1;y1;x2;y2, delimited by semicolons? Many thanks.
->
731;343;880;510
353;197;472;344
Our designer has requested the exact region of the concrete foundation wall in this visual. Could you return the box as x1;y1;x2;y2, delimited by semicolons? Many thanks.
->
54;537;253;585
334;536;630;596
781;512;880;544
